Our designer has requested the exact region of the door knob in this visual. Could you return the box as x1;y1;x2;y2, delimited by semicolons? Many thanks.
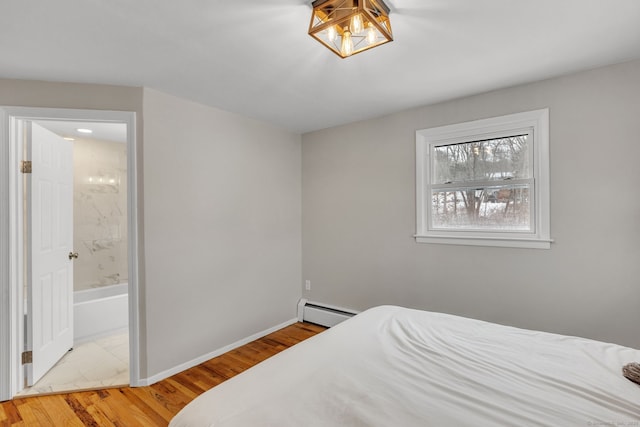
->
68;252;79;260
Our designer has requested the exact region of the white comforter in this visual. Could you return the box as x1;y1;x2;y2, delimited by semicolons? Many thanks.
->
170;306;640;426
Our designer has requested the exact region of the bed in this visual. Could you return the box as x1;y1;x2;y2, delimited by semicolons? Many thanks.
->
170;305;640;426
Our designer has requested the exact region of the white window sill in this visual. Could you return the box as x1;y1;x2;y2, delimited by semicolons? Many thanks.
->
414;235;552;249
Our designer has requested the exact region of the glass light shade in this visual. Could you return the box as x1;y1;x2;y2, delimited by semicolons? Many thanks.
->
351;14;363;34
366;22;376;44
309;0;393;59
327;25;337;42
341;30;354;56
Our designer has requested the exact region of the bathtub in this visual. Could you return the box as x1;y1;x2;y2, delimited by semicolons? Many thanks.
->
74;283;129;344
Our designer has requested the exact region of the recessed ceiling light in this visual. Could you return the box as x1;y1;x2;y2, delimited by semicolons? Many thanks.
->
63;137;75;141
77;128;93;134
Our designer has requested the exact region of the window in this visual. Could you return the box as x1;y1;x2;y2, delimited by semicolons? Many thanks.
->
415;109;550;249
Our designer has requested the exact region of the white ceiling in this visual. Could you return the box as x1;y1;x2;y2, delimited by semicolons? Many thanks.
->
2;0;639;133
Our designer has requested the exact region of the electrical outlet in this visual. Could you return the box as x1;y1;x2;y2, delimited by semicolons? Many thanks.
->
305;280;311;291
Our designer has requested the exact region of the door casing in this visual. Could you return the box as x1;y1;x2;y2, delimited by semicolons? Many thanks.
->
0;107;140;400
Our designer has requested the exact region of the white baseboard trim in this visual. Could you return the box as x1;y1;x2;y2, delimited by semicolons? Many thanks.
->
137;317;298;387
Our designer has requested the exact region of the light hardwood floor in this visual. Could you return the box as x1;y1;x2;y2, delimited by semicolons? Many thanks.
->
0;322;326;426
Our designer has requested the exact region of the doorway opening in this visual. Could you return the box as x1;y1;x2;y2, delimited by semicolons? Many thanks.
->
0;107;140;400
20;120;130;396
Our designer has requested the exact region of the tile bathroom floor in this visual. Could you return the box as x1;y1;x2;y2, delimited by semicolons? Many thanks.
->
16;331;129;397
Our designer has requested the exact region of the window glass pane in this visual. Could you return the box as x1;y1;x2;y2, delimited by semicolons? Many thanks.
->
431;185;530;230
433;135;530;184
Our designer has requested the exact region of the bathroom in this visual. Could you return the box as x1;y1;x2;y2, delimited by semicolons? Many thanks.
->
18;121;130;396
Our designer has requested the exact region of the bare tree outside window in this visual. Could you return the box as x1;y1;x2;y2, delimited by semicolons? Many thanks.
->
431;135;530;230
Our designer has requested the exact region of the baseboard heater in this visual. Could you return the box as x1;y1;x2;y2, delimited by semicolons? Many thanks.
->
297;299;358;327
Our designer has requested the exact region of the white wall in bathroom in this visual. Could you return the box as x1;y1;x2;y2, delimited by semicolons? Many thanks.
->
73;138;128;291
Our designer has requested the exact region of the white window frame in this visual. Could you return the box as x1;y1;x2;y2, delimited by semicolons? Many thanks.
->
415;109;551;249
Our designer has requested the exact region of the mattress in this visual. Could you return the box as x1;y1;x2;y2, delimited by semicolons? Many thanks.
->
170;305;640;426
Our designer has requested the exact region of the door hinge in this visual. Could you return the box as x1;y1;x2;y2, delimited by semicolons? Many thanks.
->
22;351;32;364
20;160;32;174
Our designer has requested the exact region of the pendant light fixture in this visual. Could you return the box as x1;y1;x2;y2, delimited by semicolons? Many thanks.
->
308;0;393;59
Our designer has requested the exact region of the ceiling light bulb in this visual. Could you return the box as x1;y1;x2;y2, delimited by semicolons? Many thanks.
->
366;23;376;45
63;137;75;141
351;14;363;34
327;25;337;42
77;128;93;134
341;29;354;57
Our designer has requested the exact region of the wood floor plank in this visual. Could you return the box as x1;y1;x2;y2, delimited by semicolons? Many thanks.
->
171;367;218;393
165;374;206;397
162;379;199;402
0;322;325;426
0;400;22;424
198;360;237;381
37;394;85;427
101;388;162;426
125;387;175;422
118;388;171;426
64;393;103;426
14;398;57;426
148;381;194;415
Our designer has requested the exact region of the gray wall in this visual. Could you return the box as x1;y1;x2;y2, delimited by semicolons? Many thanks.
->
142;89;301;377
301;59;640;348
0;80;302;383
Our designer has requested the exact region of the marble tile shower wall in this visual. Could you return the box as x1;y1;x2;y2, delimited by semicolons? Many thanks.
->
73;138;128;291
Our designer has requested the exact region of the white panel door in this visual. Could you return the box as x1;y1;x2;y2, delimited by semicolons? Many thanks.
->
26;122;74;386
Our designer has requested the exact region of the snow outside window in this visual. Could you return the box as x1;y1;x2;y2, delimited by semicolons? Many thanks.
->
415;109;551;249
